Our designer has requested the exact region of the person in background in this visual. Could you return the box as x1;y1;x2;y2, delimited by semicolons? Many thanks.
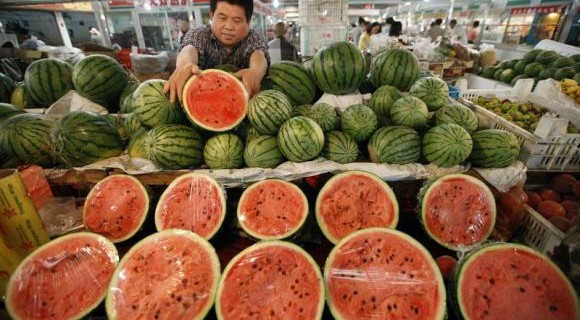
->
358;20;371;51
382;17;394;35
268;22;300;64
164;0;269;102
426;18;444;42
350;17;366;47
448;19;467;44
389;21;407;45
89;26;105;46
468;20;481;44
177;16;190;45
370;22;382;35
285;22;295;42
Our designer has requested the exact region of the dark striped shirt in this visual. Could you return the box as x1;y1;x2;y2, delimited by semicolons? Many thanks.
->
181;25;270;70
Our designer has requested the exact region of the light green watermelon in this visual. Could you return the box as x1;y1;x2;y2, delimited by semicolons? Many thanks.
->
203;133;244;169
322;131;359;164
368;126;421;165
423;123;473;167
389;96;429;130
340;104;378;143
277;116;324;162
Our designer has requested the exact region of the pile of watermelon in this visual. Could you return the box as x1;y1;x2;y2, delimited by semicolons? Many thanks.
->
480;50;580;87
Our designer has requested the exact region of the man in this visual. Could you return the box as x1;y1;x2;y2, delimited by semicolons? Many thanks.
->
448;19;467;44
177;16;190;45
426;18;443;42
164;0;269;102
268;22;300;64
350;17;365;47
468;20;481;44
89;26;105;46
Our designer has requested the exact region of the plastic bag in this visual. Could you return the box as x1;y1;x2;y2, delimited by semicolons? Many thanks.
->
37;197;83;237
43;90;108;121
412;38;437;61
47;46;85;65
130;51;169;75
531;79;580;129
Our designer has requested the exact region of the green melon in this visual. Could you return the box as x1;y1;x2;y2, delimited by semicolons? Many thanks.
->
0;113;53;166
127;127;149;159
510;75;529;86
409;77;449;111
0;73;16;103
493;69;504;80
570;54;580;62
144;124;204;169
340;104;378;143
322;130;359;164
248;90;292;135
72;54;129;106
524;62;544;77
538;67;557;80
470;129;520;168
535;50;559;65
513;61;527;75
0;103;25;123
203;133;244;169
300;103;338;132
482;67;497;79
500;69;516;83
118;82;139;114
124;112;146;138
574;73;580;83
433;105;478;134
523;49;543;63
133;79;184;127
551;57;575;69
368;85;402;118
554;67;576;81
277;116;324;162
243;135;285;168
311;41;366;95
423;123;473;167
368;126;421;165
390;96;429;130
292;104;311;117
268;61;316;106
24;59;74;107
370;47;419;91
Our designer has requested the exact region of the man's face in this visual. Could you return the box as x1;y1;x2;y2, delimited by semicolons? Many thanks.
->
210;2;249;49
450;21;456;28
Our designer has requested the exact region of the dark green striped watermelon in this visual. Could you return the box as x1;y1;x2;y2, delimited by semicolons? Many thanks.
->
470;129;520;168
243;135;285;168
0;73;16;103
144;124;203;169
368;85;401;118
119;82;139;114
523;49;543;63
311;41;366;95
524;62;544;77
574;73;580;83
370;47;419;91
481;67;497;79
72;55;129;107
340;104;378;143
133;79;184;127
0;103;25;123
247;90;292;135
322;130;359;164
433;104;478;134
300;103;338;132
538;67;557;80
500;69;516;83
423;123;473;167
203;133;244;169
571;54;580;62
124;112;146;138
554;67;576;81
513;61;527;75
0;113;53;166
390;96;429;129
535;50;559;65
368;126;421;165
277;116;324;162
551;57;575;69
24;59;73;107
409;77;449;111
51;111;123;167
268;61;316;106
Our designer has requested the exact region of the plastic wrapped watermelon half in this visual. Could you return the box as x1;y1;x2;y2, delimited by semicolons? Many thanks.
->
106;229;220;320
83;174;150;243
182;69;249;132
155;172;226;240
215;241;325;319
5;232;119;320
237;179;309;240
454;242;578;319
325;228;446;320
316;170;399;244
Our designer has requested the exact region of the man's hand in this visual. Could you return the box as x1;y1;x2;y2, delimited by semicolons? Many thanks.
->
164;62;201;104
234;68;263;97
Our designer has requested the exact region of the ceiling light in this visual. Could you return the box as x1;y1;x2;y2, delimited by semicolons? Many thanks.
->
273;0;279;8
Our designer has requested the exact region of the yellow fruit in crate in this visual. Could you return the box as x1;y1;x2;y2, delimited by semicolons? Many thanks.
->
560;79;577;88
568;92;577;99
576;87;580;95
576;97;580;105
564;86;578;94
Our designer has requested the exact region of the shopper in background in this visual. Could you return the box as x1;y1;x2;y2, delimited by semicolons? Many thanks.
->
426;19;444;42
351;17;366;47
358;21;371;51
89;26;105;46
177;16;190;45
268;22;300;64
389;21;407;45
468;20;481;44
382;17;394;35
164;0;269;102
448;19;467;44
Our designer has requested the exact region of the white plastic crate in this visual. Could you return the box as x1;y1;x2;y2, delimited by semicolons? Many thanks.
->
298;0;348;26
521;205;565;255
459;80;580;171
299;25;348;56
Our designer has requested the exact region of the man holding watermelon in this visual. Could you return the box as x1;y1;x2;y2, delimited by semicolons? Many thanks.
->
165;0;269;102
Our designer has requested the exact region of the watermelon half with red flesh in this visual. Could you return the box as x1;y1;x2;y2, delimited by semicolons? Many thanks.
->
6;232;118;320
455;243;578;320
216;241;324;320
106;229;220;320
325;228;446;320
316;170;399;244
83;174;150;243
182;69;249;132
420;173;496;251
237;179;309;240
155;172;226;240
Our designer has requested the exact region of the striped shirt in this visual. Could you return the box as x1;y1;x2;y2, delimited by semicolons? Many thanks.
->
181;25;270;70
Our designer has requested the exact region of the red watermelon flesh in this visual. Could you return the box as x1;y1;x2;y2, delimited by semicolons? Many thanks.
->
182;69;248;132
6;232;118;320
325;228;446;320
421;174;496;251
458;244;578;320
155;173;226;240
106;230;220;320
237;179;308;240
83;175;149;243
216;241;324;320
316;171;399;244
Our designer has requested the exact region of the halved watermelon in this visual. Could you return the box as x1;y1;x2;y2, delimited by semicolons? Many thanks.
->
325;228;446;320
419;174;496;251
237;179;308;240
182;69;249;132
215;241;324;319
6;232;118;320
106;229;220;320
454;243;578;320
155;173;226;240
316;170;399;244
83;174;150;243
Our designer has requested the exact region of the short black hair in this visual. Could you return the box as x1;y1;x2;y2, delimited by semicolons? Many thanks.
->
450;19;457;24
473;20;480;28
389;21;403;37
386;17;395;24
370;22;381;33
435;18;443;25
358;16;366;24
210;0;253;22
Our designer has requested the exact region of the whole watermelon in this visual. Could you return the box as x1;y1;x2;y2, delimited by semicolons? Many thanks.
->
24;59;74;107
368;126;421;165
268;61;316;106
554;67;576;81
493;69;504;80
500;69;516;84
311;42;366;95
538;67;557;80
423;123;473;167
523;49;543;63
133;79;184;127
513;61;527;75
0;73;16;103
433;104;478;134
0;113;53;166
144;124;204;169
119;82;139;114
470;129;520;168
340;104;378;143
409;77;449;111
203;133;244;169
551;57;575;69
73;55;129;107
390;97;428;130
368;85;401;118
370;48;419;91
524;62;544;77
535;50;559;65
481;67;497;79
277;116;324;162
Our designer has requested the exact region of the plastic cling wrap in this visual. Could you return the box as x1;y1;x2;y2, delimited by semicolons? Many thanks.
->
5;232;118;320
155;173;226;240
324;228;446;320
106;229;220;320
0;236;23;299
418;173;497;252
237;179;309;241
216;241;324;320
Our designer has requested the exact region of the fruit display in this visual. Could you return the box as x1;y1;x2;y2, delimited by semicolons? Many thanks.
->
559;78;580;104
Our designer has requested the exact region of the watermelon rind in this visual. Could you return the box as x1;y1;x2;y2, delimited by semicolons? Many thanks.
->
315;170;399;244
6;232;119;320
237;179;309;240
106;229;220;320
155;172;226;240
215;240;325;320
82;174;150;243
419;173;496;251
324;227;447;320
454;242;579;320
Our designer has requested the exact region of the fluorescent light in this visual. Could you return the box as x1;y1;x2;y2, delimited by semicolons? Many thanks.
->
144;2;151;10
273;0;279;8
404;2;411;5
